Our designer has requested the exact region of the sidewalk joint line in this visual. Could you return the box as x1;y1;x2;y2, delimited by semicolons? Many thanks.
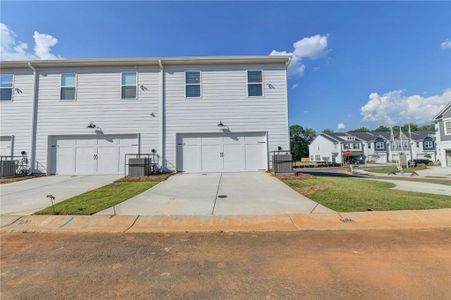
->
123;215;140;233
0;215;25;228
288;215;301;230
211;173;223;215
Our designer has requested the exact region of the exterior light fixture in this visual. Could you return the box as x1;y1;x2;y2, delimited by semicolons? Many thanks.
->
217;121;224;127
87;122;96;129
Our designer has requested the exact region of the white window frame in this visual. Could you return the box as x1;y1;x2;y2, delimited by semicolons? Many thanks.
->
315;155;321;161
185;70;202;99
60;73;77;101
0;73;14;102
424;140;434;149
121;72;138;100
375;141;385;150
247;70;264;97
444;119;451;135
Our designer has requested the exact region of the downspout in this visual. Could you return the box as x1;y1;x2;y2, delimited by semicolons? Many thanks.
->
158;60;165;171
27;62;39;175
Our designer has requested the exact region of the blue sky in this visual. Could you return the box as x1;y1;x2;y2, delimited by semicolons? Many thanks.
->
1;1;450;132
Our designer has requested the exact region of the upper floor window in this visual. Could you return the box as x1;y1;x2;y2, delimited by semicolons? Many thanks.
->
60;73;76;100
424;140;434;149
247;71;262;97
185;71;201;98
368;143;371;149
121;72;137;99
375;141;385;150
445;121;451;135
0;74;13;101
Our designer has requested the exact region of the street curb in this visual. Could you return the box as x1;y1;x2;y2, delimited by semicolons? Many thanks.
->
1;209;450;233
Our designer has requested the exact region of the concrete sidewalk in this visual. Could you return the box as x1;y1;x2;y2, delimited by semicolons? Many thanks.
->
369;178;451;196
2;209;450;233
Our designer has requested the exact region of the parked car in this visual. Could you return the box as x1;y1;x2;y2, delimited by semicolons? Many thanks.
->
348;156;366;165
408;159;432;167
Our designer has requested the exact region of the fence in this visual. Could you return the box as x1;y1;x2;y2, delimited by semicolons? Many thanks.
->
271;150;293;175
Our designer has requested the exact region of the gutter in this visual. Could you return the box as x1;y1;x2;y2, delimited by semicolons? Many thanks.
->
158;60;165;170
27;62;39;175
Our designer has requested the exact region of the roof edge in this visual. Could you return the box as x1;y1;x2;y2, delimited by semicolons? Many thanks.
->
433;101;451;121
0;55;292;69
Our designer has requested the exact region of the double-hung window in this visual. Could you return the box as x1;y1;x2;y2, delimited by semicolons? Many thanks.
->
445;121;451;135
121;72;137;99
60;74;76;100
247;71;262;97
375;142;385;150
0;74;13;101
424;140;433;149
185;71;201;98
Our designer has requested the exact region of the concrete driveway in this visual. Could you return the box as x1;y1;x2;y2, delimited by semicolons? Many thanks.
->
370;178;451;196
0;175;121;215
98;172;333;216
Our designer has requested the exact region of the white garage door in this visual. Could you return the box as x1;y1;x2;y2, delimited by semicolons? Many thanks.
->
177;132;267;173
0;136;13;156
51;135;138;175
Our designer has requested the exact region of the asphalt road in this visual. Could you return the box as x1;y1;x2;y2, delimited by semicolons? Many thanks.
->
1;229;450;299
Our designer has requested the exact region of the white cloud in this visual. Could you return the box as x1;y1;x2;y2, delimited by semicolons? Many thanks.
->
0;23;61;60
337;123;346;130
441;39;451;49
291;83;299;89
361;89;451;125
270;34;328;76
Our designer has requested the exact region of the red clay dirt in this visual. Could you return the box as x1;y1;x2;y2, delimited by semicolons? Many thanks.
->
1;229;450;299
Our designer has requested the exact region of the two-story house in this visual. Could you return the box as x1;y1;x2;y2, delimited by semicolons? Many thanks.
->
309;130;437;164
433;101;451;167
0;56;291;175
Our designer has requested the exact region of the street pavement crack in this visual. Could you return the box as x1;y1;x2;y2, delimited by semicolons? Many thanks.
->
211;173;223;215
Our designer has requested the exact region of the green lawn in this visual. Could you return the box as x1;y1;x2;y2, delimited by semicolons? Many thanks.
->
282;176;451;212
366;166;425;174
36;181;158;215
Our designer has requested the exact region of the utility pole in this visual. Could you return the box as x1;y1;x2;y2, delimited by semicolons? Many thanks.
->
408;124;413;162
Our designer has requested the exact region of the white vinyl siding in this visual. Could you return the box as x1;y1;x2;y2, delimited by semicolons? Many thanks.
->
165;64;289;170
34;67;160;173
0;70;34;159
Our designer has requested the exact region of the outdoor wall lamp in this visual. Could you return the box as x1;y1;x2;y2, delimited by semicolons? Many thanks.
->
87;122;97;129
217;121;225;127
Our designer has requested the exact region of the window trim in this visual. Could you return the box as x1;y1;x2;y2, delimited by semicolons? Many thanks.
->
121;71;138;100
0;73;14;102
375;141;385;150
59;73;77;101
185;70;202;99
247;70;264;97
444;118;451;136
424;140;434;149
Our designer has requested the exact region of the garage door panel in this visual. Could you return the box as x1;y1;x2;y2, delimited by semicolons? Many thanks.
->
177;132;267;173
201;144;222;172
223;144;244;172
75;147;96;175
97;147;120;174
52;135;138;175
245;144;266;170
180;144;202;172
56;146;74;175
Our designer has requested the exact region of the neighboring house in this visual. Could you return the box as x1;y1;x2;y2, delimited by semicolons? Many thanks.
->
433;101;451;167
0;56;291;175
309;130;437;164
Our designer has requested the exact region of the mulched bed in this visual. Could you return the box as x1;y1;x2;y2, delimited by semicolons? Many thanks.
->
115;173;174;183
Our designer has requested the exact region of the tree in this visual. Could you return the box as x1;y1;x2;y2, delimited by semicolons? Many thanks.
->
418;124;434;131
290;125;317;160
352;127;370;132
374;125;390;132
322;128;334;135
